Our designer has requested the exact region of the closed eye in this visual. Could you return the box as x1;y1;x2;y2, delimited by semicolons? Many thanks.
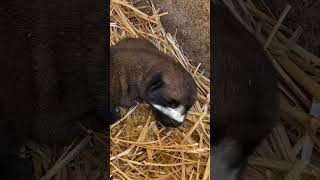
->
150;80;163;90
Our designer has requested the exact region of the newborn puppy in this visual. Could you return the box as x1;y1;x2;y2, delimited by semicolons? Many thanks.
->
212;2;279;180
110;38;197;127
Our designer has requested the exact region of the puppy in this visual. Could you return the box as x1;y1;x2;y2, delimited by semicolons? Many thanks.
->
110;38;197;127
212;2;279;180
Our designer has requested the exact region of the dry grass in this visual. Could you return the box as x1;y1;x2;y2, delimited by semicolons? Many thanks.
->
221;0;320;179
28;0;320;179
28;1;209;179
110;0;210;179
30;132;107;180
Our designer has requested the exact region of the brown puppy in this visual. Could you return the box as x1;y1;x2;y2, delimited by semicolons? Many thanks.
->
212;2;279;180
110;38;197;127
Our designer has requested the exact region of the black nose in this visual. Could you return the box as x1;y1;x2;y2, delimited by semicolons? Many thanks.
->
153;109;185;127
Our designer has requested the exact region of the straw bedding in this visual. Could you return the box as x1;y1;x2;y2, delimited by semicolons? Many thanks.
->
221;0;320;179
30;0;320;179
110;0;210;179
28;1;209;179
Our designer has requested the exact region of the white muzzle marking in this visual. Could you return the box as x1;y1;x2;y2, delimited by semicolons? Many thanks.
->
152;104;185;123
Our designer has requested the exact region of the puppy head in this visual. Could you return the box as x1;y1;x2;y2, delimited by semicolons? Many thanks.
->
142;64;197;127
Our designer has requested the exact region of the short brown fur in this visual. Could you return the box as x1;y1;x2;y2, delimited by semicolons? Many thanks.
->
110;38;197;127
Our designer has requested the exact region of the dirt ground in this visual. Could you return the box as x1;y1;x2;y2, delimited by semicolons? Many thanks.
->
262;0;320;57
285;0;320;57
151;0;320;74
151;0;211;76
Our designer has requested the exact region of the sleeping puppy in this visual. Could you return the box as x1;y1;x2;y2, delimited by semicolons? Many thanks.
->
110;38;197;127
212;2;279;180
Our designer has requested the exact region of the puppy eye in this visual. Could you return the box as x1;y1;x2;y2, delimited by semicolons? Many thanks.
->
150;80;163;90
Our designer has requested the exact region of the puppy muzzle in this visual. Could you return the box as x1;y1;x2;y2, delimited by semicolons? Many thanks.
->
151;104;186;127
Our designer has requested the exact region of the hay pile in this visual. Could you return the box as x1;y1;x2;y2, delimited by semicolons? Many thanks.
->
110;0;210;179
221;0;320;179
30;133;106;180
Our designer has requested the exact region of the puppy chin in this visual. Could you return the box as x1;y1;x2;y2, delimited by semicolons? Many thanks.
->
153;109;184;128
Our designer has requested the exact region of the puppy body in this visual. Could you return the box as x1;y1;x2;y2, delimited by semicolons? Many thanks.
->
212;2;279;180
110;38;197;127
